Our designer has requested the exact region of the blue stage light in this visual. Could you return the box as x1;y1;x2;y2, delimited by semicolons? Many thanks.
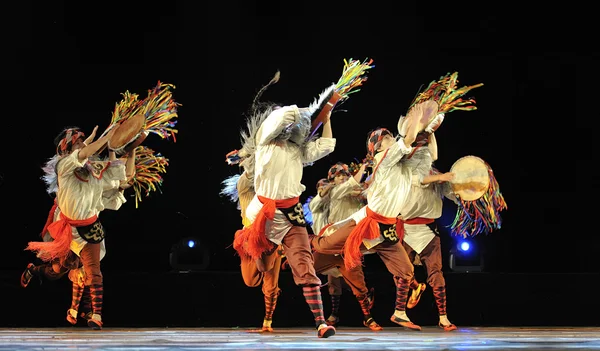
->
450;238;483;272
170;237;210;272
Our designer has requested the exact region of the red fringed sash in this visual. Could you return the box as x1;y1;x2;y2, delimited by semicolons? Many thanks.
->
342;210;435;270
342;206;396;270
233;196;299;260
26;206;98;262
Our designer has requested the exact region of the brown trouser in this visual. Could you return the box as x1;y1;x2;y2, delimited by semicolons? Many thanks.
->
79;243;103;286
403;235;445;288
34;251;79;281
313;252;368;297
312;220;414;281
240;248;282;297
35;260;69;281
328;275;344;296
281;226;321;286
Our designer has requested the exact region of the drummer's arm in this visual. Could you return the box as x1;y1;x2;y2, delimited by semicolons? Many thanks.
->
125;148;136;182
421;172;454;185
78;126;116;162
428;133;438;161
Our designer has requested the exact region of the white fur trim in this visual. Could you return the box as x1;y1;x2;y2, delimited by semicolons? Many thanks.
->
220;174;241;203
307;84;336;117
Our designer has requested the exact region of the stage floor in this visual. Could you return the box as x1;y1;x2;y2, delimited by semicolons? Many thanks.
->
1;327;599;351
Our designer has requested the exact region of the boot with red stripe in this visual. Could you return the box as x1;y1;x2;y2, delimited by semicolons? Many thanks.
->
317;324;336;338
407;282;426;309
390;314;421;331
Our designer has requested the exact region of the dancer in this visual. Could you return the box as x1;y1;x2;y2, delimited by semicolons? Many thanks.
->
230;80;337;338
230;59;373;338
309;162;382;330
24;125;127;329
221;164;284;333
396;126;458;331
311;100;439;331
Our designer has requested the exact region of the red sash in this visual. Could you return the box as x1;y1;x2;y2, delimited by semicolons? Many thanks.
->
26;205;98;262
232;196;299;260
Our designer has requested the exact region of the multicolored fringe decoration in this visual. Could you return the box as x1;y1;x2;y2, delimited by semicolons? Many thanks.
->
129;146;169;208
335;58;375;98
409;72;483;114
110;90;141;125
348;161;363;175
334;58;375;104
349;157;374;175
450;162;507;238
105;81;180;142
141;82;179;141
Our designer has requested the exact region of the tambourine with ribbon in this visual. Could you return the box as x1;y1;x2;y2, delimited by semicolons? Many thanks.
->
108;114;148;155
98;81;179;155
448;155;507;238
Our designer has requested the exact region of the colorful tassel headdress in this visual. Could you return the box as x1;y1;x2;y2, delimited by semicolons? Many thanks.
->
327;162;351;181
128;145;169;208
409;72;483;115
448;156;507;238
366;128;393;157
308;58;375;138
56;128;85;156
100;81;180;144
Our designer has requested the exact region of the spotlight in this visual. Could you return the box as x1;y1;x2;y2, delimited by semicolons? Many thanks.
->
449;238;483;272
170;236;210;272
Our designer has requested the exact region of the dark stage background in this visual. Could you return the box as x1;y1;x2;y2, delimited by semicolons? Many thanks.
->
2;1;599;328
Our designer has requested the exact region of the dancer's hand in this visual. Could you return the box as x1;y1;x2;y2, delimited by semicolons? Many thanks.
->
83;126;98;145
425;113;445;133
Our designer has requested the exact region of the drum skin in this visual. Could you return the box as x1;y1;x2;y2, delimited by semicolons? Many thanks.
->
108;114;148;155
450;155;490;201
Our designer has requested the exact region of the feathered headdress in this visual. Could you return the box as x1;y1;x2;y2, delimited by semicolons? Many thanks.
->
225;71;282;177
